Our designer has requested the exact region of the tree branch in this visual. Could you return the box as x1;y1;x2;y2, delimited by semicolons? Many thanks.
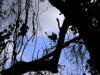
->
0;36;80;75
0;60;58;75
48;0;67;17
56;18;61;31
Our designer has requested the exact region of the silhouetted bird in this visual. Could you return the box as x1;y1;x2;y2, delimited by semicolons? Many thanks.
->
45;32;57;42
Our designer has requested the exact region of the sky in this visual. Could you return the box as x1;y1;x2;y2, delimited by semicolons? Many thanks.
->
21;0;65;61
21;1;69;74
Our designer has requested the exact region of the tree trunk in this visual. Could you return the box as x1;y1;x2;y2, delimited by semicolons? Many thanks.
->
49;0;100;73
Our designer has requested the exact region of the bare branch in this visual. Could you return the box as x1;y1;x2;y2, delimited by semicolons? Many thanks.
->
56;18;61;30
0;60;58;75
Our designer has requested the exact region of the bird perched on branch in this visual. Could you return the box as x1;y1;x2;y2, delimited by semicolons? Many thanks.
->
45;32;57;42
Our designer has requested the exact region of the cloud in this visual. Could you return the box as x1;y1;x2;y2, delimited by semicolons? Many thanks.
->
38;7;64;35
27;1;65;37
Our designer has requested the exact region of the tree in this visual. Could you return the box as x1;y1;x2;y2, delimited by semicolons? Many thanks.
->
0;0;100;75
48;0;100;74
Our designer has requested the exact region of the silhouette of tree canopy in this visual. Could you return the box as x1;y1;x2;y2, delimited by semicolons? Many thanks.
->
0;0;100;75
